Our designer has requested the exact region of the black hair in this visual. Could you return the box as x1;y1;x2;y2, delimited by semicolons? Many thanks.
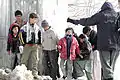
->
15;10;22;16
83;26;91;34
79;34;86;39
29;13;38;18
65;27;74;33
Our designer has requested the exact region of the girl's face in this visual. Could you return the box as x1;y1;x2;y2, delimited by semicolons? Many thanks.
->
66;30;73;35
12;27;19;34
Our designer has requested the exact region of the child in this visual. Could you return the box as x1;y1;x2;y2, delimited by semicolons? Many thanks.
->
73;34;93;80
58;27;80;80
7;23;21;70
20;13;41;79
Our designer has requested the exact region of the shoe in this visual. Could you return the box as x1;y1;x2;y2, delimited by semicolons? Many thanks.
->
57;73;61;78
62;76;66;79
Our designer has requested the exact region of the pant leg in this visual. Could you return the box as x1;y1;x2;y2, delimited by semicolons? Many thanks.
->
60;59;67;77
85;60;93;80
111;50;119;71
66;58;73;80
99;51;113;79
42;50;50;75
21;46;30;68
16;53;21;65
73;59;85;78
48;50;58;80
56;51;60;78
30;46;39;77
93;50;101;80
38;45;43;75
11;53;16;70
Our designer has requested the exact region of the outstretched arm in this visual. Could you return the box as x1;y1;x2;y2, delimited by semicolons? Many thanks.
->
67;13;100;26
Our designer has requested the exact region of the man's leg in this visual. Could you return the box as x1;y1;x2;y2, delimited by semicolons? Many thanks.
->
30;46;39;78
21;46;30;68
42;50;50;75
111;50;120;71
99;51;113;79
48;50;58;80
38;45;43;75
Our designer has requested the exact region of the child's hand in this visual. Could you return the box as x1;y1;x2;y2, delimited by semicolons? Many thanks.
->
79;54;83;59
19;46;23;54
57;45;61;49
8;51;11;55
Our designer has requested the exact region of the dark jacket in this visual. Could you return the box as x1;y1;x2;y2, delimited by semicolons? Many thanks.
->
67;2;118;51
76;40;92;60
7;23;20;53
19;22;41;46
89;30;97;50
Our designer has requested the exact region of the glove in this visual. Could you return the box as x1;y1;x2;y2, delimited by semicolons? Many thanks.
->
19;46;23;54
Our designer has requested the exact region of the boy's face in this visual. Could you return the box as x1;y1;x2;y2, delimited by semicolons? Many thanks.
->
12;27;19;34
86;31;90;37
29;18;37;24
15;15;22;21
66;30;73;35
43;26;49;31
80;38;84;43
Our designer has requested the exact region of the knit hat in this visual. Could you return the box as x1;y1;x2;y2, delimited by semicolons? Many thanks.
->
41;20;49;27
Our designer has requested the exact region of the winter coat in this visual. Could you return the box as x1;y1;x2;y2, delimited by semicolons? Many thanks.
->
58;36;80;61
89;30;97;50
77;40;92;60
67;2;118;51
7;23;20;53
19;22;41;45
42;28;59;50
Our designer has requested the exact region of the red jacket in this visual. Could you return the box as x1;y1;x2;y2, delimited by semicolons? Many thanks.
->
58;36;80;61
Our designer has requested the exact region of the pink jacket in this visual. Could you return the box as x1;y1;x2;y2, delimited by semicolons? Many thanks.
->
58;36;80;61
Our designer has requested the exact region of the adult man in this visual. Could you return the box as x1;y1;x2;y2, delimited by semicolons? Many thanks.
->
67;2;118;80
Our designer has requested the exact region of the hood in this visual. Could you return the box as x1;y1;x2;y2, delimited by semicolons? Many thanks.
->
11;23;20;31
101;2;114;11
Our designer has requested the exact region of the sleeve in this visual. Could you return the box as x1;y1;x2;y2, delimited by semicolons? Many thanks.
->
57;39;62;53
75;39;80;55
7;34;11;51
67;13;100;26
19;26;26;46
85;41;92;55
38;30;41;45
51;31;59;44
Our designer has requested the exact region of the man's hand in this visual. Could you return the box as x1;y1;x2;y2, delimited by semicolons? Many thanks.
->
67;18;73;23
